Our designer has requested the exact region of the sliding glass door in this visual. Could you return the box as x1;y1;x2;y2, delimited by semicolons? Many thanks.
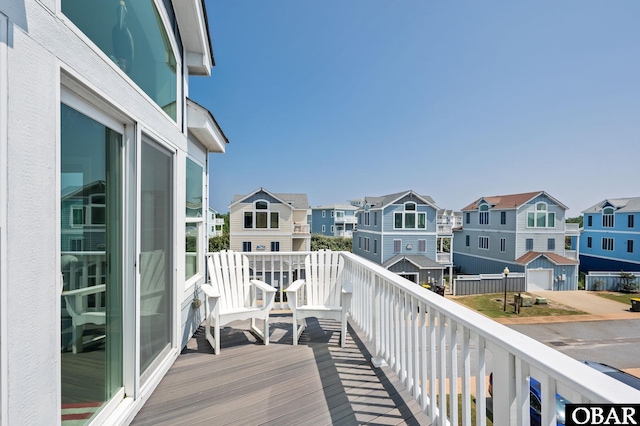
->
139;138;173;378
60;103;123;424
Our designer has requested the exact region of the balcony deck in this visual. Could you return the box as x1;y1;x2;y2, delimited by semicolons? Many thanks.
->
132;314;430;425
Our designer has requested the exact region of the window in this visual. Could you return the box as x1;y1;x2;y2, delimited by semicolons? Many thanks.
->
331;211;334;218
374;212;378;226
602;207;614;228
373;239;377;254
271;242;280;252
500;211;506;225
465;235;470;247
322;210;326;218
526;238;533;251
359;237;362;249
547;238;555;250
61;102;124;416
70;238;84;252
322;225;326;233
364;212;370;226
242;242;252;252
466;212;470;224
479;204;489;225
500;238;506;252
587;215;593;227
394;239;401;252
185;158;203;281
244;200;279;229
629;215;635;228
587;236;592;248
602;238;614;251
62;0;180;120
479;236;489;250
365;237;370;252
418;239;426;253
627;240;634;253
330;225;334;233
394;202;426;229
527;203;555;228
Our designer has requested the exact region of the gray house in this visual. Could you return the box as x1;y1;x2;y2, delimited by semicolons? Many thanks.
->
352;190;447;287
452;191;580;291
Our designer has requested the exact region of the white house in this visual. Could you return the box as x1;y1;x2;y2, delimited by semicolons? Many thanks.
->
0;1;227;424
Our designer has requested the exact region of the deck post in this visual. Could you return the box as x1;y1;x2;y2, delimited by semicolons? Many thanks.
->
371;272;386;368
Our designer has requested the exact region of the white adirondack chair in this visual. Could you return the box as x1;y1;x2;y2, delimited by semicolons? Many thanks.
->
287;250;352;347
202;250;277;354
62;284;106;353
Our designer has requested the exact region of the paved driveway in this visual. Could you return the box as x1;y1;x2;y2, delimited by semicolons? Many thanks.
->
528;290;632;315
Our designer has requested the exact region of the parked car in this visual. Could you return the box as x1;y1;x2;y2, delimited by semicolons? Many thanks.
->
488;361;640;425
580;360;640;390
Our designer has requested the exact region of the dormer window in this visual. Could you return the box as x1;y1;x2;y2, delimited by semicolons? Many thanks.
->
394;202;426;229
244;200;279;229
527;202;555;228
479;204;489;225
602;207;615;228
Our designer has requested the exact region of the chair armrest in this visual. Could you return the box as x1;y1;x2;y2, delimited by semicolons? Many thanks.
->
201;284;220;299
250;279;276;293
287;279;305;311
62;284;106;297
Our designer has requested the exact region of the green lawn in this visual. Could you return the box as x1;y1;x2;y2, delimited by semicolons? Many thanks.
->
450;292;586;319
592;291;639;305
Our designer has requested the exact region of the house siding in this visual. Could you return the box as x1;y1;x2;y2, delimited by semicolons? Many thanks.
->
526;257;578;291
452;252;524;275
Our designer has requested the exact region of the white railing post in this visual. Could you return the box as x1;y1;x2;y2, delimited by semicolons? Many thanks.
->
490;345;517;425
370;271;385;368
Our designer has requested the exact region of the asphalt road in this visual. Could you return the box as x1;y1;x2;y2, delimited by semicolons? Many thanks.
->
507;319;640;371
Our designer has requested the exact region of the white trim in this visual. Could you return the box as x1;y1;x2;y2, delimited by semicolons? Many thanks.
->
0;13;8;424
581;229;640;236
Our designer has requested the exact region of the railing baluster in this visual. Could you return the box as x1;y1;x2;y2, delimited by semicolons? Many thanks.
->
438;312;447;425
462;328;472;426
475;334;487;426
449;319;459;426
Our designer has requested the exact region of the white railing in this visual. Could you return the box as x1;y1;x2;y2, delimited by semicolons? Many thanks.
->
565;223;581;234
564;250;578;260
335;216;358;224
437;224;453;234
339;251;640;425
436;252;452;264
226;251;640;424
293;223;310;234
335;230;353;238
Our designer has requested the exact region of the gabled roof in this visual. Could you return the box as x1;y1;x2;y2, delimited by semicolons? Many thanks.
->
360;190;438;210
230;188;309;210
515;251;579;266
383;255;445;270
582;197;640;214
461;191;567;211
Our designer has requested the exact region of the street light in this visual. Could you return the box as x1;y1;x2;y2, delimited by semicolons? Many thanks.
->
503;266;510;311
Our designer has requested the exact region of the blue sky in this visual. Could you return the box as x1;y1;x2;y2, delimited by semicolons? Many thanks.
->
190;1;640;217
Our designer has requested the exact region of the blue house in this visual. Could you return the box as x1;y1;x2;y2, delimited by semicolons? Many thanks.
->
352;190;449;286
580;197;640;273
310;204;358;238
452;191;580;291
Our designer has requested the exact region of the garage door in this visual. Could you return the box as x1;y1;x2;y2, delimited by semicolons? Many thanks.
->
528;269;552;291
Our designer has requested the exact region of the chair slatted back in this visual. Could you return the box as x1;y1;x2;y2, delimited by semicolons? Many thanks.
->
140;250;166;314
207;250;251;311
305;250;344;307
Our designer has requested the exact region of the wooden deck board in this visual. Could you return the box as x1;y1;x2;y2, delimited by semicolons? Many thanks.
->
132;315;431;426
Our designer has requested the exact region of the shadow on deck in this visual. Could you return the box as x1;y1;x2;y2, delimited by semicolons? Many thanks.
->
132;314;431;425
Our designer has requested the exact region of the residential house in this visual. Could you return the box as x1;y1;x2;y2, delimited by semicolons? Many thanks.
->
229;188;311;252
1;0;227;423
352;191;450;286
580;197;640;273
208;206;225;238
452;191;580;291
310;204;358;238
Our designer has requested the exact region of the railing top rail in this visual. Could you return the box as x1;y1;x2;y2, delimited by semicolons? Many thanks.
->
340;251;640;403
